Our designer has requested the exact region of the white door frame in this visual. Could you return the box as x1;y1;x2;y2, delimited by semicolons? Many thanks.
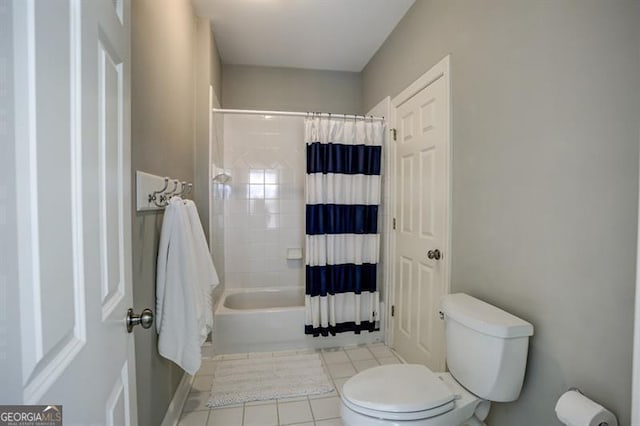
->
632;161;640;425
388;55;452;347
366;97;393;344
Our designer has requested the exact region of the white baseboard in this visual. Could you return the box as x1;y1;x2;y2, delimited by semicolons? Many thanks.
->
161;372;193;426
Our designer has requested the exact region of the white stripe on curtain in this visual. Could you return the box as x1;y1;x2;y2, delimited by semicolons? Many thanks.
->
306;173;381;205
304;292;380;330
305;118;384;146
306;234;380;266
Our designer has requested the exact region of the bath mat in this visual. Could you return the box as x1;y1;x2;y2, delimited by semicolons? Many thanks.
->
207;353;334;407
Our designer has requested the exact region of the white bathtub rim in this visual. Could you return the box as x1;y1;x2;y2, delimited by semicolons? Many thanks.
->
216;286;304;315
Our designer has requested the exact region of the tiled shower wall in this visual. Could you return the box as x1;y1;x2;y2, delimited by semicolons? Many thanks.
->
223;114;306;289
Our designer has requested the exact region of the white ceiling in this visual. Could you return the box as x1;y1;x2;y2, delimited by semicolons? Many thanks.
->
193;0;415;72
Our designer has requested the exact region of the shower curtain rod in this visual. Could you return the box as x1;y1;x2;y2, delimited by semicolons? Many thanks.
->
212;108;385;122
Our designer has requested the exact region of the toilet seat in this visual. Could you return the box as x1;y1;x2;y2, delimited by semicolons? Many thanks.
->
342;365;456;421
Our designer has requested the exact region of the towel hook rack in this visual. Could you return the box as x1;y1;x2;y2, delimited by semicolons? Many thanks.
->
137;171;195;211
149;177;169;205
180;182;192;197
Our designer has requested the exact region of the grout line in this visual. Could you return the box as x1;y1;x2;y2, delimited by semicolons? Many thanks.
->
307;396;315;423
275;398;280;426
241;402;246;426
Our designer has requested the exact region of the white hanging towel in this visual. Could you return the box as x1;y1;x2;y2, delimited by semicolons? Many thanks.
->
184;199;220;344
156;197;201;375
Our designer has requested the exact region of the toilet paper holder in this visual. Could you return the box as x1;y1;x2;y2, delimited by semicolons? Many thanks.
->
567;388;609;426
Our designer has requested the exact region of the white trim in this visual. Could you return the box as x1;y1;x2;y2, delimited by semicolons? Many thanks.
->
632;143;640;425
14;0;44;379
160;372;193;426
366;96;392;346
389;55;452;348
391;55;450;109
69;0;87;345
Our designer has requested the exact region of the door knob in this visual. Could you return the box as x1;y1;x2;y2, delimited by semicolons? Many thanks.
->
427;249;442;260
126;308;154;333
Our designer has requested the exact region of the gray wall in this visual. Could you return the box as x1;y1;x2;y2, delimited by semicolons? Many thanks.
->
0;0;21;404
222;64;362;114
210;25;222;105
131;1;221;424
363;1;640;424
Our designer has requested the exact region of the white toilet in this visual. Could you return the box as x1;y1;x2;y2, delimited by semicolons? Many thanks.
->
340;293;534;425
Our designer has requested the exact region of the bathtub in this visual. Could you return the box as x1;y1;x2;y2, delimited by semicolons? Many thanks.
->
213;287;382;355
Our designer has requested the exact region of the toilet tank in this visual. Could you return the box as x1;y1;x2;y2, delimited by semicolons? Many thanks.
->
441;294;534;402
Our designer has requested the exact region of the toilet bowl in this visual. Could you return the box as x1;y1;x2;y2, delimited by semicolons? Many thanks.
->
340;364;486;426
340;294;534;426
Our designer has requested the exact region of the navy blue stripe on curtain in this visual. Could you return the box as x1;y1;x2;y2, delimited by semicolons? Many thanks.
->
307;142;381;175
305;321;379;337
306;264;377;297
306;204;378;235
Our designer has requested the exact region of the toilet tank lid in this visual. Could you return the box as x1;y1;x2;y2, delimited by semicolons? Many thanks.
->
441;293;534;338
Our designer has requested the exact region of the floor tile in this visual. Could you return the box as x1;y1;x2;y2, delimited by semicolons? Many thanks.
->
245;399;275;406
182;392;210;412
197;360;217;376
248;351;274;358
278;400;313;425
352;358;379;372
322;351;350;364
345;347;374;361
309;388;338;399
272;350;299;357
376;356;402;365
178;409;209;426
315;418;344;426
207;406;243;426
179;346;397;424
369;346;395;359
340;344;359;351
277;396;308;403
191;376;214;393
309;396;341;420
219;353;249;360
332;378;349;395
244;403;278;426
327;362;356;379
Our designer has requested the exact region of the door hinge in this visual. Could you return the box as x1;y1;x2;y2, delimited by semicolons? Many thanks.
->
391;128;397;141
391;305;395;317
392;218;396;230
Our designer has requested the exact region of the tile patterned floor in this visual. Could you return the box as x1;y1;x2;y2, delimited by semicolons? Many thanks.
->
178;343;404;426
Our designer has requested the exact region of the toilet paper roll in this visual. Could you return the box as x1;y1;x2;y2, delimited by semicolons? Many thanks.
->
555;390;618;426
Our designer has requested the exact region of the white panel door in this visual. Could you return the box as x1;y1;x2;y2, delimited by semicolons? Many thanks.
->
12;0;138;423
392;66;450;371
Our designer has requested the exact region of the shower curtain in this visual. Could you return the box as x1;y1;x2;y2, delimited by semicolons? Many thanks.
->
304;116;384;336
